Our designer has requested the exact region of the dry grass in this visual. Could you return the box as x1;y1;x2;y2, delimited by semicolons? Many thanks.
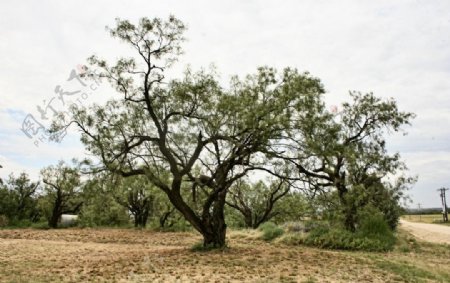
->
0;227;449;282
402;214;446;224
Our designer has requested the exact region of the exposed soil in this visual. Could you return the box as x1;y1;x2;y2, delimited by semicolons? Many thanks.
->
400;219;450;245
0;228;397;282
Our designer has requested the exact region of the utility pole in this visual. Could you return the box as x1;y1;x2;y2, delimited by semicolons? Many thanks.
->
438;188;449;222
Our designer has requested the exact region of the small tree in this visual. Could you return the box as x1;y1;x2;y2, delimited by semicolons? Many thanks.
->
41;161;83;228
0;172;40;223
114;176;155;228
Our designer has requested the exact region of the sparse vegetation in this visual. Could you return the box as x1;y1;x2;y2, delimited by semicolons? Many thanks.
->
0;227;449;282
258;222;284;241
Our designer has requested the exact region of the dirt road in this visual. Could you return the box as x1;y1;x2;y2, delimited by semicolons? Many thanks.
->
400;219;450;244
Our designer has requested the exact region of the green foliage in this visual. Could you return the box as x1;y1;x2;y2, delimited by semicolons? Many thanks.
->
271;191;310;224
224;204;246;228
357;207;393;238
0;172;40;224
302;211;396;252
78;201;130;228
30;221;50;229
48;16;414;247
258;222;284;241
303;227;394;252
78;177;131;227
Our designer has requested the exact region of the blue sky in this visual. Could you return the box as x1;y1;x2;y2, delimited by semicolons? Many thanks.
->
1;0;450;208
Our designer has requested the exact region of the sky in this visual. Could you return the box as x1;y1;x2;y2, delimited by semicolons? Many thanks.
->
0;0;449;208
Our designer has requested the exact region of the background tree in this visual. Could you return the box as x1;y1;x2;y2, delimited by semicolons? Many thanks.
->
0;172;40;224
226;179;291;228
55;16;326;247
41;161;83;228
113;176;155;228
78;176;130;227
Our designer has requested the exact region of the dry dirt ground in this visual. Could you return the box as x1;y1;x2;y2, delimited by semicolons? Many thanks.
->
1;228;450;282
400;219;450;245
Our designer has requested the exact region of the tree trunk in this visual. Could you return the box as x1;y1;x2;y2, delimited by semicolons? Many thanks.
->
48;208;60;228
244;213;253;229
48;197;62;228
134;214;139;227
133;211;148;228
165;181;228;248
201;190;227;248
159;209;174;228
342;200;357;232
202;224;226;248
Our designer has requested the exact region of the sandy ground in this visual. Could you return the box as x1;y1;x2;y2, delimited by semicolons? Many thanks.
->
400;219;450;244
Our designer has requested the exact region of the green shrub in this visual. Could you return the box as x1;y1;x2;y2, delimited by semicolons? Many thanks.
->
7;219;33;228
302;213;396;252
258;222;284;241
30;221;50;229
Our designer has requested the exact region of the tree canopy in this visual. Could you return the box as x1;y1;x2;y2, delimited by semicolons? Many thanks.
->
52;16;415;247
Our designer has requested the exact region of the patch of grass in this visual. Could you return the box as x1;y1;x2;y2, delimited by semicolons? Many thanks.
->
278;232;305;245
258;222;284;241
394;229;420;253
403;214;450;225
374;259;450;283
302;225;395;252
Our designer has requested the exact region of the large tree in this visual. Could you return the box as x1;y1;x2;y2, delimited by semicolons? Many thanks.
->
55;16;325;247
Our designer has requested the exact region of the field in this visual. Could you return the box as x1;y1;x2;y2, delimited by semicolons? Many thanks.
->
403;214;450;225
1;228;450;282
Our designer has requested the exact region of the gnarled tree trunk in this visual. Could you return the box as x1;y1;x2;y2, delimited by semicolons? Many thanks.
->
201;190;227;247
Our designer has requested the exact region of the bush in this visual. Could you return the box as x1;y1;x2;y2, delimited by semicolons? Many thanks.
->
302;212;396;252
358;210;394;238
7;219;33;228
303;227;394;252
30;221;50;229
258;222;284;241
